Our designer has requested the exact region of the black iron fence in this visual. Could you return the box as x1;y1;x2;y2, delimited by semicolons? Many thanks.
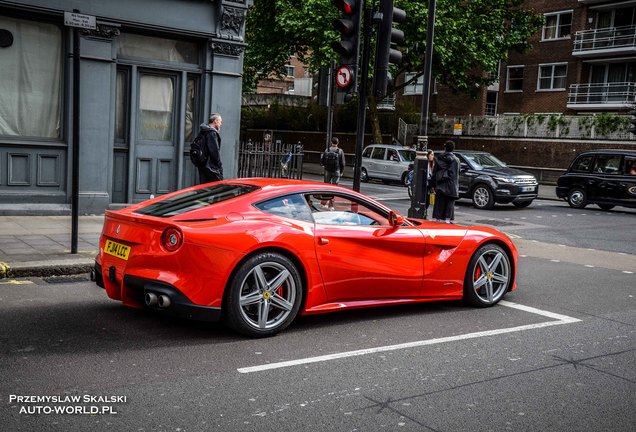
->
238;140;304;179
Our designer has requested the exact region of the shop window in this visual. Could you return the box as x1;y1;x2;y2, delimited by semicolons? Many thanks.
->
117;33;198;64
0;17;62;138
115;70;128;142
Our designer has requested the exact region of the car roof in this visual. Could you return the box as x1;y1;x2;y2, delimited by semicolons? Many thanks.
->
454;150;490;155
575;149;636;156
365;144;415;150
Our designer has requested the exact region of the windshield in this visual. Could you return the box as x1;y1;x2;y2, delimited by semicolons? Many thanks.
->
461;153;507;170
135;184;258;217
398;149;416;162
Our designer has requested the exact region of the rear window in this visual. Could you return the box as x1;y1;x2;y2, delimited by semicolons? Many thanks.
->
135;184;258;217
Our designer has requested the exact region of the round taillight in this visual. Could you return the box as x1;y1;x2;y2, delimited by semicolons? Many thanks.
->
161;227;183;252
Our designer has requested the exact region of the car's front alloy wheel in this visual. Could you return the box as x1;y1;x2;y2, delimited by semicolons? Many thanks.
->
225;252;302;337
360;168;369;182
464;243;511;307
567;188;587;209
472;185;495;209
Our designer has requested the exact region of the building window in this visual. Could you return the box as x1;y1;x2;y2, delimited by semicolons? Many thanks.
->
506;66;524;92
538;63;568;90
118;33;198;64
139;75;175;141
542;11;573;40
285;65;295;77
403;72;424;95
0;17;62;138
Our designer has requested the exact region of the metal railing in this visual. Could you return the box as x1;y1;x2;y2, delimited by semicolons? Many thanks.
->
237;140;304;179
573;24;636;54
568;82;636;106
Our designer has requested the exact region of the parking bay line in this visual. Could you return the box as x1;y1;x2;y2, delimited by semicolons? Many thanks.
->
237;301;581;374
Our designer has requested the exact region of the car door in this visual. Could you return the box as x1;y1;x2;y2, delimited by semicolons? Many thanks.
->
455;154;474;196
589;154;623;203
369;147;386;178
307;193;425;301
385;148;402;181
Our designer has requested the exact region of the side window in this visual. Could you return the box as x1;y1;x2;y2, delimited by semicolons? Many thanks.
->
592;154;621;174
362;147;372;158
371;148;385;160
571;155;593;173
254;194;313;223
624;156;636;176
386;149;399;161
305;194;389;226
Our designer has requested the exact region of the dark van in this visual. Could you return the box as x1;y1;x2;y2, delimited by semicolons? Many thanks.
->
556;149;636;210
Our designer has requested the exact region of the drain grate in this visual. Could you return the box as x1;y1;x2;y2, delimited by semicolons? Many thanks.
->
43;274;90;284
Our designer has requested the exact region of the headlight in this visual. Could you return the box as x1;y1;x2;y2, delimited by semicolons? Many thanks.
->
493;176;513;183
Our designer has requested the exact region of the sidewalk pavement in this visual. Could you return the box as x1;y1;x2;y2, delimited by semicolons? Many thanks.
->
0;169;560;279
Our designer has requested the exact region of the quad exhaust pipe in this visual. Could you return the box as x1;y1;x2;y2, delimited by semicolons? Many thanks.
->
144;292;171;309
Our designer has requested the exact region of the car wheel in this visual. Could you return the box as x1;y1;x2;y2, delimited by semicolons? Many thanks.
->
360;168;369;183
597;204;615;210
225;252;303;337
567;188;587;209
513;200;532;208
472;185;495;209
407;184;413;199
464;243;511;307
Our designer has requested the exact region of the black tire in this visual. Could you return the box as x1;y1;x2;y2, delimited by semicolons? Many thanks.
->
407;184;413;199
463;243;512;307
401;172;410;186
597;203;615;210
567;188;587;209
512;200;532;208
224;252;303;337
360;168;369;182
472;184;495;210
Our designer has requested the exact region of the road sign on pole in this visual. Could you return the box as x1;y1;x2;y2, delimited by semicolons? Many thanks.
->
64;12;96;30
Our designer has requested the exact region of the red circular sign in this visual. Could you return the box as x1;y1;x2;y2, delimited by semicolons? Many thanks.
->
335;66;353;89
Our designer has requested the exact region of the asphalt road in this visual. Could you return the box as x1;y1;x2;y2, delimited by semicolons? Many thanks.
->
1;181;634;431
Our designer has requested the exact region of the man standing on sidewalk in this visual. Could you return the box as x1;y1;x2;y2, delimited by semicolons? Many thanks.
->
197;113;223;184
320;137;345;185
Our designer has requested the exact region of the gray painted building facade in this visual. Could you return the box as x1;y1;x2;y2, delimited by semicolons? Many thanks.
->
0;0;249;214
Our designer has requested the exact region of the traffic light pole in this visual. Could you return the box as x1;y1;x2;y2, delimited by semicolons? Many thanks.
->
352;7;373;192
408;0;436;219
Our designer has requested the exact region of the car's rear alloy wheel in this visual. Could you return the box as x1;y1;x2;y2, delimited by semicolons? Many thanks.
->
464;243;511;307
360;168;369;182
472;185;495;209
225;252;302;337
567;188;587;209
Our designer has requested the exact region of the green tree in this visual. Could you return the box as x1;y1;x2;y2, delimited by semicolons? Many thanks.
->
243;0;543;143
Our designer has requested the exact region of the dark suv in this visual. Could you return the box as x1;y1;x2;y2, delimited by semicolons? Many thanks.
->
556;149;636;210
454;150;539;209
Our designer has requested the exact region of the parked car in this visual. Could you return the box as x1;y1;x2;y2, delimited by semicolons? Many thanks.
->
454;150;539;209
93;178;518;337
556;149;636;210
361;144;416;185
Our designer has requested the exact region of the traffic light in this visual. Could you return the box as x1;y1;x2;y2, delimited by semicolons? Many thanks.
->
629;109;636;134
373;0;406;98
313;67;331;107
331;0;361;93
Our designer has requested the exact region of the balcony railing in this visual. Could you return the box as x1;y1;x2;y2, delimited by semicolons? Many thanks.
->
573;25;636;56
567;82;636;107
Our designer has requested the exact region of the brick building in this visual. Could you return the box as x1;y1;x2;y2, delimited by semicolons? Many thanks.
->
256;55;313;96
404;0;636;117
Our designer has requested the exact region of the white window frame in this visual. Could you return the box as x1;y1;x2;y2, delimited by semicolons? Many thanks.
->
285;65;295;77
506;65;524;92
542;10;573;41
537;62;568;91
403;72;424;95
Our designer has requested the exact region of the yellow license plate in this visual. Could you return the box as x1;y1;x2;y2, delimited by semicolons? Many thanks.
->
104;239;131;261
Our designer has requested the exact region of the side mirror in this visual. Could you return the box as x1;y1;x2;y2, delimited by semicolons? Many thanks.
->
388;210;404;227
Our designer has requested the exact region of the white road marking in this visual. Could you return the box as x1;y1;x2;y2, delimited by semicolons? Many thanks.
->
237;301;580;374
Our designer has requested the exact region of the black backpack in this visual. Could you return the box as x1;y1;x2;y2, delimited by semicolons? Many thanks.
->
189;132;209;167
324;150;340;172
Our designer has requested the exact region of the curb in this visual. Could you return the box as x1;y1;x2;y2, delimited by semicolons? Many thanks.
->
0;259;94;279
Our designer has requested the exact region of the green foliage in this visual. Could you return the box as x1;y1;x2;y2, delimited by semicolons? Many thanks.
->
243;0;543;96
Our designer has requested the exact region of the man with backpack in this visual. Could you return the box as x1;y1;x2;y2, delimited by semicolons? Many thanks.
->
191;113;223;184
320;137;345;185
431;140;460;223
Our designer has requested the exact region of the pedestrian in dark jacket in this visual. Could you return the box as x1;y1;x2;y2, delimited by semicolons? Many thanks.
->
320;137;346;185
197;113;223;184
431;140;460;223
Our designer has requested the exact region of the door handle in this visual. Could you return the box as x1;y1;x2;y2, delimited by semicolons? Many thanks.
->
318;237;329;245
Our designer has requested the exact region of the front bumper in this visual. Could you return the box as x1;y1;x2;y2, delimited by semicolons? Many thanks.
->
495;184;539;204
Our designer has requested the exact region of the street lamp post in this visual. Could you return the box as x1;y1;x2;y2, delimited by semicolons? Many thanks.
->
408;0;436;218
